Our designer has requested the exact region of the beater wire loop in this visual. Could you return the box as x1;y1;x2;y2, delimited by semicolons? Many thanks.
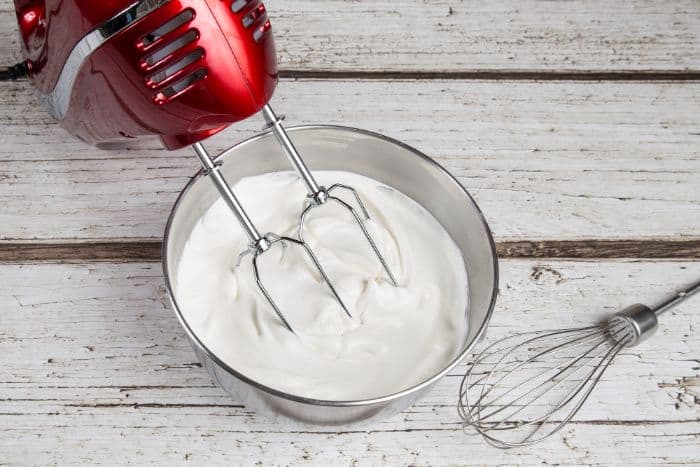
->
327;183;372;219
193;143;350;334
299;188;399;288
251;234;352;334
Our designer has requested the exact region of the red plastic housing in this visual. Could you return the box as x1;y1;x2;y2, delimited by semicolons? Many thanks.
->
14;0;278;149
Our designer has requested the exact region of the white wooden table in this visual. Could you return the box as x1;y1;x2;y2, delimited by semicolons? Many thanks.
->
1;1;699;464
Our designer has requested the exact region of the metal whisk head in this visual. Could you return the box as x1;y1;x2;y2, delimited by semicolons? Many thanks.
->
459;322;631;449
459;281;700;449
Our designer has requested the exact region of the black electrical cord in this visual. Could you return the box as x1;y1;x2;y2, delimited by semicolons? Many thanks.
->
0;62;30;81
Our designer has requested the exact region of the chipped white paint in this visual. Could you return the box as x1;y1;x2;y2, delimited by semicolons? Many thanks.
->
1;260;698;464
0;80;698;242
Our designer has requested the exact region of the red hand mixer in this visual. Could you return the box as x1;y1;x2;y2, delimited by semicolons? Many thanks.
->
10;0;398;332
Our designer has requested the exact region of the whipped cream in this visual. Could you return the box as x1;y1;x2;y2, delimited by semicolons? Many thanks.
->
175;171;468;400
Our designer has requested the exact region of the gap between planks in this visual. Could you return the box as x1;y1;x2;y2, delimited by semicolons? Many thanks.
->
281;70;700;81
1;239;699;263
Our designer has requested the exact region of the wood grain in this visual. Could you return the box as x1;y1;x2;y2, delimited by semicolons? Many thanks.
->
284;70;700;81
0;79;698;242
266;0;700;73
2;1;699;73
2;239;700;263
1;260;698;464
0;242;163;263
497;239;700;259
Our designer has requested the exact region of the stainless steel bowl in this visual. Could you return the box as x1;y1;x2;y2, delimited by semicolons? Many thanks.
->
163;126;499;425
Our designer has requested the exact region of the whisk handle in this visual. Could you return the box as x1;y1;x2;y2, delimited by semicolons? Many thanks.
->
610;279;700;347
610;304;658;347
651;279;700;317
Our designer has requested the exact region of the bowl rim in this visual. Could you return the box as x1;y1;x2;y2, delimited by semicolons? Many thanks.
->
162;124;500;407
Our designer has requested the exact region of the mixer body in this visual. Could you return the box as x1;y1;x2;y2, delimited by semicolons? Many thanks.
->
14;0;278;149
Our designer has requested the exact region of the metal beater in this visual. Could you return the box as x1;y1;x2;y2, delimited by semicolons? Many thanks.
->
192;142;350;334
458;279;700;449
192;105;401;333
261;105;400;288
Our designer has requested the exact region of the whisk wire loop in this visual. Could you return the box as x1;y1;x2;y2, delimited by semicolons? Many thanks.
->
466;326;605;403
467;328;604;427
460;321;634;449
473;329;610;426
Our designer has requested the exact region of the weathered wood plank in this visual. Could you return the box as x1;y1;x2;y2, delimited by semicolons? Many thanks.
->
1;422;699;465
1;1;699;73
0;79;698;242
1;260;698;464
2;239;700;263
268;0;700;73
497;239;700;259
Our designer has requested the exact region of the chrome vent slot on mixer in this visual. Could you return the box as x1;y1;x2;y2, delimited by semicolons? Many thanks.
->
146;48;204;88
138;9;195;47
155;68;208;104
138;10;207;104
141;29;199;68
231;0;271;43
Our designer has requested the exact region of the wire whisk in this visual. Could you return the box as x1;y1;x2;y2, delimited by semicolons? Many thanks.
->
459;279;700;449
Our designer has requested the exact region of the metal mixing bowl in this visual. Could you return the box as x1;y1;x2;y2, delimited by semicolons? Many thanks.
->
163;126;499;425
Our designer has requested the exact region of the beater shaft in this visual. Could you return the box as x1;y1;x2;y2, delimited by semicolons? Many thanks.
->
261;105;324;202
193;142;266;249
